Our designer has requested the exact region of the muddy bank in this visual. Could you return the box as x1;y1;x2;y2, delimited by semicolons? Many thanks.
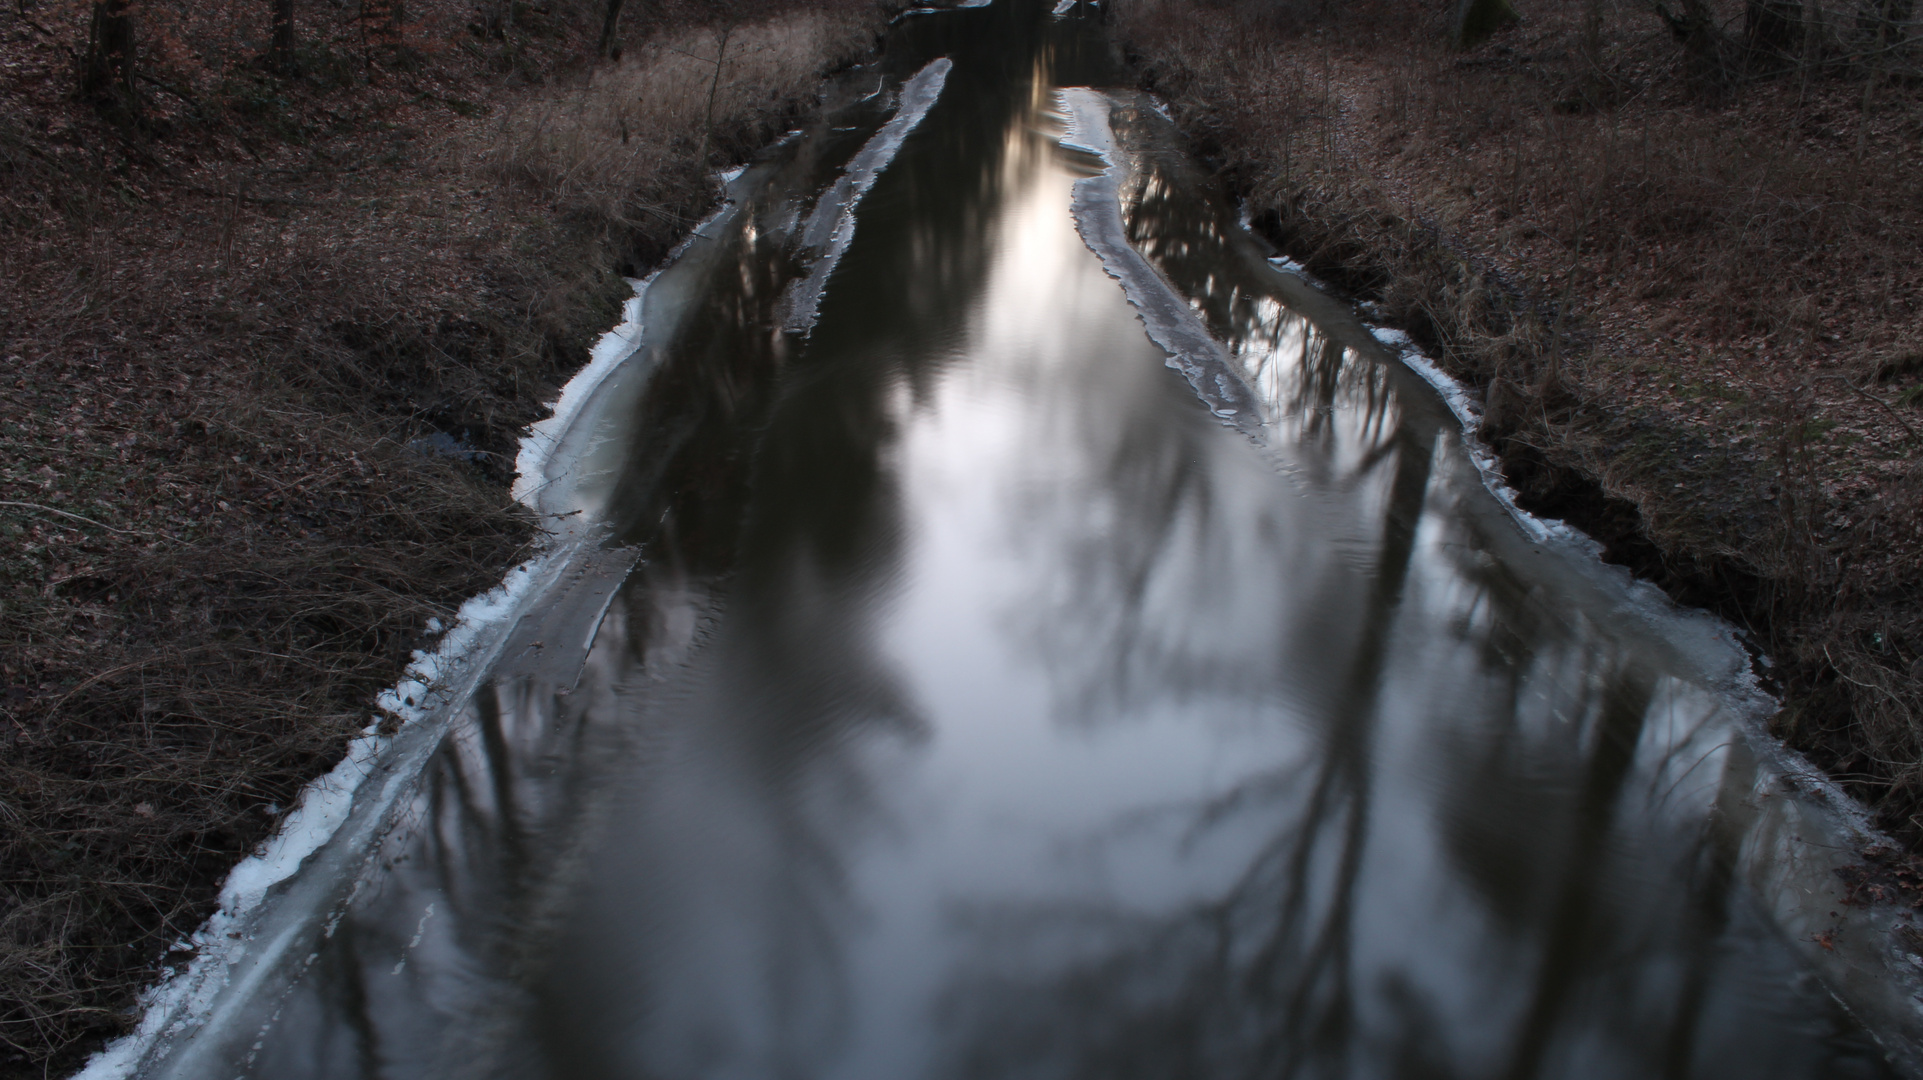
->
0;2;879;1073
1109;0;1923;852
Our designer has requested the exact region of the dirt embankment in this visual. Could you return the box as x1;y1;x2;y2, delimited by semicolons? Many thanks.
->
1112;2;1923;837
0;1;877;1073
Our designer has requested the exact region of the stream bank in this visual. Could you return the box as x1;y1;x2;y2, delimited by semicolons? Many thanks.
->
98;1;1923;1069
32;1;1923;1073
0;3;879;1074
1111;0;1923;854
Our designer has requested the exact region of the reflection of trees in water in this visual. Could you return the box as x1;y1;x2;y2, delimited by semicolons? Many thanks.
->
1010;272;1410;724
1116;118;1405;478
246;14;1128;1075
607;0;1090;578
1418;495;1804;1078
238;657;621;1079
937;412;1435;1080
945;174;1883;1075
946;387;1886;1080
936;412;1786;1078
522;38;1118;1068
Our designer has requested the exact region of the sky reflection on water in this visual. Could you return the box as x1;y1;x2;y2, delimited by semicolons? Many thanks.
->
226;3;1894;1078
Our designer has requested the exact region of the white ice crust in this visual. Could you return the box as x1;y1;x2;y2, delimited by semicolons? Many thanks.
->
511;284;646;509
893;0;992;20
70;565;550;1080
70;171;749;1080
782;58;953;334
1057;88;1262;432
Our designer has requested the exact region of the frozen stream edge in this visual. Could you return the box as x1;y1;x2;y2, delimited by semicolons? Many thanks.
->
1056;86;1923;1076
782;58;953;335
67;186;752;1080
72;57;955;1080
74;70;1923;1080
1058;87;1263;433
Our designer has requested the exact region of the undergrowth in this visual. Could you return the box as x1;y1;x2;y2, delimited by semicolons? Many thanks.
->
0;0;878;1073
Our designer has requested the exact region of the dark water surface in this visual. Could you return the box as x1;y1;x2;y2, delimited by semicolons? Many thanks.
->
218;3;1898;1078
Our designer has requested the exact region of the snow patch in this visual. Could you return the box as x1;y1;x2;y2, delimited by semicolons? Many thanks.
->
511;283;646;510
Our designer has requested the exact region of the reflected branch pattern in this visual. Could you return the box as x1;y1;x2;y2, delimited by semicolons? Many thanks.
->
202;9;1892;1080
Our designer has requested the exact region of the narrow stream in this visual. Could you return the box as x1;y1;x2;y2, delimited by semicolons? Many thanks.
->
146;3;1902;1077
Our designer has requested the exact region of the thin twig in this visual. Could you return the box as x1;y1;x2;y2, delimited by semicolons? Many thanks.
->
1821;375;1922;447
663;43;721;66
0;501;155;537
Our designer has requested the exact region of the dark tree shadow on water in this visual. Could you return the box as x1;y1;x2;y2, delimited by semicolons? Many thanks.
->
931;393;1889;1079
930;414;1435;1080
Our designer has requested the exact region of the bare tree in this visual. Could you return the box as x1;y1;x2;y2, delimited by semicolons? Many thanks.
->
696;23;734;170
1857;0;1915;46
80;0;137;106
601;0;629;57
1744;0;1805;56
270;0;299;75
1453;0;1520;47
659;0;771;175
1647;0;1736;87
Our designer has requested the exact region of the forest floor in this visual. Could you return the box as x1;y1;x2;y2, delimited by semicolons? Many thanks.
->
0;1;876;1074
1115;0;1923;857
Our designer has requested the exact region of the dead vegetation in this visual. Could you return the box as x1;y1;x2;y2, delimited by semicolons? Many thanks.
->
482;12;873;232
1115;0;1923;841
0;0;877;1074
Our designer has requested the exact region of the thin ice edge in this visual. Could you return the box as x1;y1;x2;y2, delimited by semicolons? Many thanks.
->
70;192;743;1080
782;58;952;334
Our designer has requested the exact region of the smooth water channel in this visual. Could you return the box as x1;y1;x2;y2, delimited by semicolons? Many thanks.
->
149;3;1907;1078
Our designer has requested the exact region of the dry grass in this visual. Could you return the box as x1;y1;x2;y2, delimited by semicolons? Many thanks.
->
483;11;873;223
0;0;877;1074
1116;0;1923;840
0;405;530;1070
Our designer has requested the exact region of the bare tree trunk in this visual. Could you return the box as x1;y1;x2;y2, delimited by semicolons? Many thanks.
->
363;0;405;49
1857;0;1914;41
600;0;628;57
1745;0;1804;62
80;0;136;106
1579;0;1612;104
1651;0;1735;89
1453;0;1519;47
695;24;733;177
1854;0;1913;75
269;0;298;75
